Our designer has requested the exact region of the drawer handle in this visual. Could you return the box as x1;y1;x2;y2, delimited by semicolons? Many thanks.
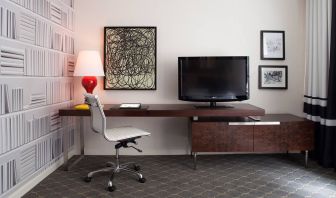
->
228;122;255;126
254;122;280;125
228;122;281;126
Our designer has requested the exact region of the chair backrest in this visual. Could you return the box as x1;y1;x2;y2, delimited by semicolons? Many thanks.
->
84;94;106;134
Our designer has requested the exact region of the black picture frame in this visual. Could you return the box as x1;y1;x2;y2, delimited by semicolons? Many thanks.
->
259;65;288;89
104;26;157;90
260;30;285;60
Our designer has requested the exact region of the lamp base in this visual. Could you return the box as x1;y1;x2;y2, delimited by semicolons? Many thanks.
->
82;76;97;94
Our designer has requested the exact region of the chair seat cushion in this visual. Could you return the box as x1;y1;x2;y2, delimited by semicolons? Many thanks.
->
105;126;150;142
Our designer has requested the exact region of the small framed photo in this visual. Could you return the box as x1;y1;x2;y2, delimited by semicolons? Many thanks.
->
260;30;285;60
259;65;288;89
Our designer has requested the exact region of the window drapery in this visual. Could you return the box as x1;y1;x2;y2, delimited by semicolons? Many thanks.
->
304;0;336;168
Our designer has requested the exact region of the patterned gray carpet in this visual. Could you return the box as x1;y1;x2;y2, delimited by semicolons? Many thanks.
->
23;154;336;198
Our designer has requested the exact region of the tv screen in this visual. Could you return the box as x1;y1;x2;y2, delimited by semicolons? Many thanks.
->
178;56;249;104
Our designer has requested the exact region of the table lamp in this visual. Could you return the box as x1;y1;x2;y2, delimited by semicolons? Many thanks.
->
74;50;104;109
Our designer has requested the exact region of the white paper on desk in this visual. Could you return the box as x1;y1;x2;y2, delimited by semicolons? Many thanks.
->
120;103;141;108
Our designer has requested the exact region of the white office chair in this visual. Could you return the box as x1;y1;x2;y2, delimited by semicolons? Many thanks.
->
83;94;150;192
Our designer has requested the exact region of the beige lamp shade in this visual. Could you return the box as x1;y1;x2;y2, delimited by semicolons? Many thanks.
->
74;50;105;76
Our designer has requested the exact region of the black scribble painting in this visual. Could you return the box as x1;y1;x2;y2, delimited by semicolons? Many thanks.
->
104;27;156;90
264;71;283;84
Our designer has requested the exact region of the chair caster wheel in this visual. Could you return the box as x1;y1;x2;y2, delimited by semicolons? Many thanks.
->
134;165;141;171
84;177;92;182
107;185;116;192
139;177;146;183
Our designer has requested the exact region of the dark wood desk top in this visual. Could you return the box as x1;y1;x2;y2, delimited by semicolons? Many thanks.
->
195;114;308;122
59;103;265;117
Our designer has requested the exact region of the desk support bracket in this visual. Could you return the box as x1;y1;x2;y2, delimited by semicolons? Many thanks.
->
63;117;85;171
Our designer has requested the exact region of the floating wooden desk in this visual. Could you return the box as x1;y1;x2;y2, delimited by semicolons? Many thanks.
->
59;103;265;170
59;103;265;117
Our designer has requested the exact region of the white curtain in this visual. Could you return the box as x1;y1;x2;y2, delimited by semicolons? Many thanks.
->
304;0;332;124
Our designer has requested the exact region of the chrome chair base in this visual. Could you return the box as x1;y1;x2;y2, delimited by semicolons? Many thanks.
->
84;148;146;191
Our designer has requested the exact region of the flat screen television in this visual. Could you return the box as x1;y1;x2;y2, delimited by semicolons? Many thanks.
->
178;56;249;107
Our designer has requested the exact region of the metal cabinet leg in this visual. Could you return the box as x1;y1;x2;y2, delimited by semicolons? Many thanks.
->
193;152;197;170
305;150;308;168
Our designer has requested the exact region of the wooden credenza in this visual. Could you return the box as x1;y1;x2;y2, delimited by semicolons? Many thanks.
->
191;114;314;168
59;103;266;170
59;103;313;170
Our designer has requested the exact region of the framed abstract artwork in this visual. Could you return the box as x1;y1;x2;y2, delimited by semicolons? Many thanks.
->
260;30;285;60
259;65;288;89
104;26;157;90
